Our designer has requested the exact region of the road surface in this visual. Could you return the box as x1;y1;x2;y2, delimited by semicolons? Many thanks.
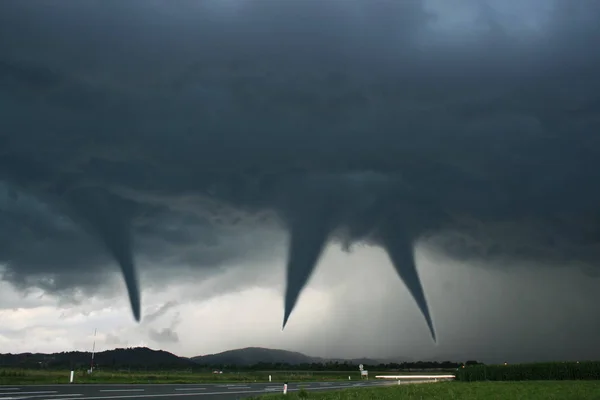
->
0;381;397;400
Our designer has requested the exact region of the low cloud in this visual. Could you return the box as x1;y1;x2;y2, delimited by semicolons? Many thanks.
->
148;328;179;345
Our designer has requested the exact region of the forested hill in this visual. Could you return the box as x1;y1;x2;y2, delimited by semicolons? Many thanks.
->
192;347;386;368
191;347;318;366
0;347;194;369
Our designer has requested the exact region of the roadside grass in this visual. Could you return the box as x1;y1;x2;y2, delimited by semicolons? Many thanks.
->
0;369;444;385
254;381;600;400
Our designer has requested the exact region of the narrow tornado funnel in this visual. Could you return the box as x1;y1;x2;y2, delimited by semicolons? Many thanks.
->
66;187;141;322
282;213;331;330
380;227;436;342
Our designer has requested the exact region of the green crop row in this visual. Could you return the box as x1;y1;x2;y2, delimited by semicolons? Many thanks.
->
455;362;600;381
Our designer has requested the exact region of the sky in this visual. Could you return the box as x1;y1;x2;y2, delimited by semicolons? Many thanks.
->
1;0;600;364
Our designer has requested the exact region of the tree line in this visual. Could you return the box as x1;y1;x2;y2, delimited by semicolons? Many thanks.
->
194;360;479;371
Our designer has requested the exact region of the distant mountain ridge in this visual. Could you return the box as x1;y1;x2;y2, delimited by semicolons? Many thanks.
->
191;347;315;366
191;347;393;366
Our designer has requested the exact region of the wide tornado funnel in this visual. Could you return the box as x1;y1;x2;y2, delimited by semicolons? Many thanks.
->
66;187;141;322
282;209;332;330
380;225;436;342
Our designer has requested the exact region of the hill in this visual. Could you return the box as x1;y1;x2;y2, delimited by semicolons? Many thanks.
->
191;347;316;366
0;347;194;370
190;347;383;367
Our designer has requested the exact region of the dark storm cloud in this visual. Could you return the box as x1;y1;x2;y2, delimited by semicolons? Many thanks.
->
1;0;600;341
0;182;278;299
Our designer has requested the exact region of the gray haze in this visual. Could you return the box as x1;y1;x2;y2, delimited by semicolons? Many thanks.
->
1;0;600;360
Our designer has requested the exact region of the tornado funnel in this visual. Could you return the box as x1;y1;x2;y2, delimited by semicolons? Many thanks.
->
66;187;141;322
282;211;331;330
380;226;436;342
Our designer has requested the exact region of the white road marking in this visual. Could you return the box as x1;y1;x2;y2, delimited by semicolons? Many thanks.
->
99;389;144;393
51;390;267;400
215;385;239;388
0;384;262;388
174;388;207;391
3;394;82;399
0;391;57;395
227;386;250;389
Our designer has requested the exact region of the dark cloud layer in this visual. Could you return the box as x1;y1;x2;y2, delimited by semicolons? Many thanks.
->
1;0;600;343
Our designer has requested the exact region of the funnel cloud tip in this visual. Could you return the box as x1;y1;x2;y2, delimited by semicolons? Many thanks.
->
382;227;436;342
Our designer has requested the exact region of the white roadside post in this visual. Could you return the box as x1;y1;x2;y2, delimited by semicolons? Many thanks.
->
348;376;351;380
359;364;369;380
69;371;74;383
269;375;272;382
283;382;288;395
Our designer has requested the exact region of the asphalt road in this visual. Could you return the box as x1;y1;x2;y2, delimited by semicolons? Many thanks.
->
0;381;397;400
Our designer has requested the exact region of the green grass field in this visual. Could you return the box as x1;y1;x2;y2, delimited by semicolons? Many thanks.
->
0;369;426;385
255;381;600;400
